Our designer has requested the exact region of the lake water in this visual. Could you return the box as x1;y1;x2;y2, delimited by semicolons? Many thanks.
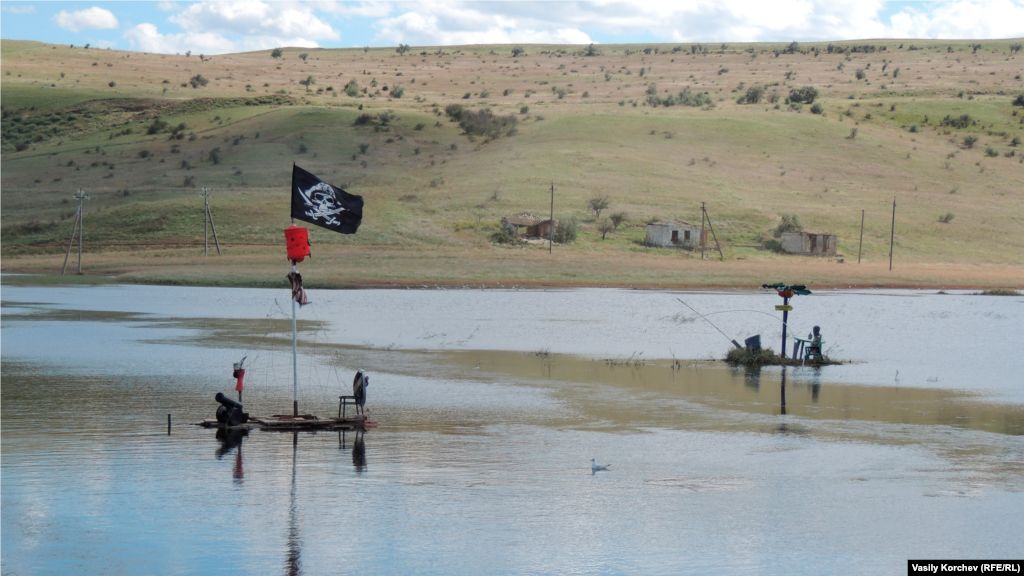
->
2;284;1023;575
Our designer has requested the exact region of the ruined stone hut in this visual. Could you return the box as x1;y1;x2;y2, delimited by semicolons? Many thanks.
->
501;213;556;238
645;220;705;249
780;231;838;256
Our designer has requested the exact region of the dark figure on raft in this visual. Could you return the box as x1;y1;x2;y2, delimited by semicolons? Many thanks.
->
353;370;369;415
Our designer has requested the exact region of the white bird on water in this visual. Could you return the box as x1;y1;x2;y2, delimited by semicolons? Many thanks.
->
591;459;611;472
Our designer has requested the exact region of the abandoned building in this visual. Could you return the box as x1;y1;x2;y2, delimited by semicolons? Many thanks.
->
645;220;705;249
501;213;556;238
780;231;838;256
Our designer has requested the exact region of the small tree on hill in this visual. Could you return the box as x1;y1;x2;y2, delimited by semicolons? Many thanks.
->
271;48;284;58
598;220;615;240
609;211;627;229
512;46;526;57
298;53;309;61
773;213;803;238
587;195;610;219
189;74;209;88
396;44;410;55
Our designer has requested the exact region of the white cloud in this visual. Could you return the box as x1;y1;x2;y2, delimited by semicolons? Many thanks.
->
886;0;1024;40
115;0;1024;56
123;22;321;55
123;1;340;55
53;6;119;33
368;1;1024;47
169;1;339;40
1;5;36;14
309;1;394;18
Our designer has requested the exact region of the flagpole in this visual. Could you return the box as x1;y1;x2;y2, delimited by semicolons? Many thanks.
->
291;218;298;417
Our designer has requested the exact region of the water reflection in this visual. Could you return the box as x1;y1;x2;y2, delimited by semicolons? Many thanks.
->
339;430;367;472
743;365;761;391
214;428;247;459
287;432;302;576
780;367;787;416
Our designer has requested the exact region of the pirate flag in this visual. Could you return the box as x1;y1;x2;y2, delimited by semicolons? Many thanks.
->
290;164;363;234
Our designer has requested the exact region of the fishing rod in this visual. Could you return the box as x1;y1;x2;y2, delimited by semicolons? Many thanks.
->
676;299;742;349
675;302;810;350
698;309;806;339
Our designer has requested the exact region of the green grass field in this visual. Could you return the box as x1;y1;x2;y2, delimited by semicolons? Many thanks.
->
2;38;1023;288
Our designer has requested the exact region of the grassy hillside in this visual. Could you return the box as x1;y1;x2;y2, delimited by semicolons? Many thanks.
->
2;38;1023;288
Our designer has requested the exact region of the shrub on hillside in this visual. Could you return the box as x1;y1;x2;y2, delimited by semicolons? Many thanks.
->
737;85;765;104
190;74;209;89
457;108;518;140
271;48;284;58
773;213;803;238
553;215;579;244
444;104;464;121
941;114;973;129
647;86;708;107
788;86;819;104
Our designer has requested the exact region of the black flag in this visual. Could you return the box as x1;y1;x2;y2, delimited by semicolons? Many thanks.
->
291;164;363;234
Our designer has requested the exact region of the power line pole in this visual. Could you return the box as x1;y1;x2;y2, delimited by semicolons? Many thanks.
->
889;197;896;271
60;203;81;276
549;181;554;254
701;202;724;260
700;202;706;260
61;189;90;275
858;209;865;264
199;187;221;255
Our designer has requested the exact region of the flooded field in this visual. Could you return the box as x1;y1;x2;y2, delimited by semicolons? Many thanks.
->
2;285;1023;575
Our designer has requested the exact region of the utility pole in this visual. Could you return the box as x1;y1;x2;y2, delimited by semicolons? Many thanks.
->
61;189;89;275
549;181;554;254
701;202;724;260
889;197;896;271
858;209;865;264
199;187;221;255
700;202;706;260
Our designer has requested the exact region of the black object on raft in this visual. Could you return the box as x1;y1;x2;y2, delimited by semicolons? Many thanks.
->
215;392;249;426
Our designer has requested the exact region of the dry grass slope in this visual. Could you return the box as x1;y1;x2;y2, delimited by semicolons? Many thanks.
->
2;38;1023;288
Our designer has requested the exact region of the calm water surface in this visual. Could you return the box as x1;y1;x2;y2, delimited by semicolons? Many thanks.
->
2;285;1023;575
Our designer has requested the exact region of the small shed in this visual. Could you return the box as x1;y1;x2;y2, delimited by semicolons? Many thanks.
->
502;212;556;238
780;231;838;256
645;220;705;249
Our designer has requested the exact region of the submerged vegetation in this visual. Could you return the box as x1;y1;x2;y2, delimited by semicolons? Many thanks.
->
725;346;842;367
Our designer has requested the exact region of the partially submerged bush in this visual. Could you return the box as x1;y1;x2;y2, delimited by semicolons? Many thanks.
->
980;288;1021;296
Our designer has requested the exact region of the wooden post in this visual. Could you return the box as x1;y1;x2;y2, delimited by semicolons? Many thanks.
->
168;413;172;435
781;296;790;358
889;196;896;271
703;204;724;260
780;368;787;415
72;189;89;275
60;208;80;275
208;202;222;255
700;202;706;259
858;209;865;264
201;187;210;256
549;181;554;254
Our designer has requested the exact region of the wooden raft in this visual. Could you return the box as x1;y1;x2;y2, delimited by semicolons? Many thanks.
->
195;414;373;431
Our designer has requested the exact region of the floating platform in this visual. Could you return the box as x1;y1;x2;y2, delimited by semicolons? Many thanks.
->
194;414;377;431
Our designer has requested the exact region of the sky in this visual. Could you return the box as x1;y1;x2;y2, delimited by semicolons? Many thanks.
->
1;1;1022;55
